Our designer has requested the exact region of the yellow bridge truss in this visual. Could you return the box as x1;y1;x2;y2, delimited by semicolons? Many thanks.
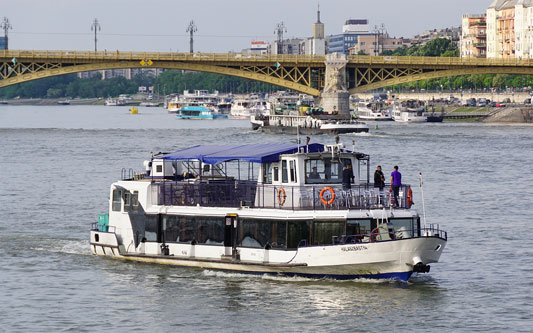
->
3;50;533;96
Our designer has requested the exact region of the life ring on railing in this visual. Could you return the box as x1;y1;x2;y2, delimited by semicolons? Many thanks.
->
277;188;287;206
407;188;414;207
370;227;379;242
319;186;336;205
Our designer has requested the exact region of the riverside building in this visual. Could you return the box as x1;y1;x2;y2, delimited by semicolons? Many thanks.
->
461;14;487;58
328;19;374;55
485;0;533;59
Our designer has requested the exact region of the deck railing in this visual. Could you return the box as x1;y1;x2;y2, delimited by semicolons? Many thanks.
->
331;225;447;244
154;180;413;210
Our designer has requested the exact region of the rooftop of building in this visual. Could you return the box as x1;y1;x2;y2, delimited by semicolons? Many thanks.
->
487;0;533;9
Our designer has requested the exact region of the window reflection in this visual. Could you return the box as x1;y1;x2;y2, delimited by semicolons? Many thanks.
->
305;158;351;184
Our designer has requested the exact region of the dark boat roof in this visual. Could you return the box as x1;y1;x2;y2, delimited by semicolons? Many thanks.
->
158;143;327;164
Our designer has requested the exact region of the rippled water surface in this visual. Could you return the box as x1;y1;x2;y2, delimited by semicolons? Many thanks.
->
1;105;532;332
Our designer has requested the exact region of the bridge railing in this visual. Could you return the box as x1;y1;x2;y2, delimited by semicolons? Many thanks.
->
348;54;533;66
3;49;533;67
0;50;327;63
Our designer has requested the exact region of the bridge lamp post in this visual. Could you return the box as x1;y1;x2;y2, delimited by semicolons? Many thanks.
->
1;17;12;50
91;18;101;52
274;22;287;55
186;20;198;53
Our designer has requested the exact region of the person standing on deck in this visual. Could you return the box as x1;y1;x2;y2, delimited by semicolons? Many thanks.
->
342;164;354;190
374;165;385;190
390;165;402;207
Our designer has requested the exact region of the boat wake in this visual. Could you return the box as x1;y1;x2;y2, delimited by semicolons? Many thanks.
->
202;270;406;284
32;239;92;256
341;132;371;137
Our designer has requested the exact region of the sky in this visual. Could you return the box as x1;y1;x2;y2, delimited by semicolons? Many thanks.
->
4;0;490;53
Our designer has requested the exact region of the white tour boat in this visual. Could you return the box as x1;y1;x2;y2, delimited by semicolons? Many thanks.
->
105;98;125;106
355;101;392;121
230;99;254;119
90;142;447;281
251;114;369;134
392;100;428;123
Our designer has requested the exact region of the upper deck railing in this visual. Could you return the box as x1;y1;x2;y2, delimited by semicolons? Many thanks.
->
153;180;413;211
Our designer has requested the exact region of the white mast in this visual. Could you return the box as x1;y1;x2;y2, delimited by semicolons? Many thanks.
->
419;172;427;229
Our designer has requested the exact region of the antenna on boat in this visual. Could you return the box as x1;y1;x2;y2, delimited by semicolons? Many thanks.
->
296;123;301;152
419;172;427;229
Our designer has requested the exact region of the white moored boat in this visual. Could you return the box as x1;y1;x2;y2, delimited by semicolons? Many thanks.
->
230;99;253;119
392;100;428;123
90;142;447;281
355;101;392;121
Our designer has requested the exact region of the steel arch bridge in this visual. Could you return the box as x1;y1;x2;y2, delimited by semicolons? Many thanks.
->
3;50;533;95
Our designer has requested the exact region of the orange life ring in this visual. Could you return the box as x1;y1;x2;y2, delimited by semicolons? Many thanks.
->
370;227;379;242
407;188;414;207
319;186;336;205
277;188;287;206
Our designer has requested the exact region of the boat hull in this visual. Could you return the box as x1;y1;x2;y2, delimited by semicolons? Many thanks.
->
252;125;369;135
90;230;445;282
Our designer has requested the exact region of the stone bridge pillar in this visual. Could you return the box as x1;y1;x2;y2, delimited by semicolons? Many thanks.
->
318;53;350;118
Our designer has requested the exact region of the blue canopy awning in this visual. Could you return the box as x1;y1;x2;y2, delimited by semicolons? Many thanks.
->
159;143;325;165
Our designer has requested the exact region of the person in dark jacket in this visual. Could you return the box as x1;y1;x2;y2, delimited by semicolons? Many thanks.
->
374;165;385;190
342;164;354;190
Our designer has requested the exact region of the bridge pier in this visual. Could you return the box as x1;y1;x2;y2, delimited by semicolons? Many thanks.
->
319;53;351;118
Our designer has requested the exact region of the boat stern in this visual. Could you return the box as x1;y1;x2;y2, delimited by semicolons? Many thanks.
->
90;226;122;257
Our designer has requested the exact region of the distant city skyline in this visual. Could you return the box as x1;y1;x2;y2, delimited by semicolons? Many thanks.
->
5;0;490;52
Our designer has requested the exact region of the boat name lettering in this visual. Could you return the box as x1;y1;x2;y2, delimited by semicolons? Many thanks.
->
341;245;368;252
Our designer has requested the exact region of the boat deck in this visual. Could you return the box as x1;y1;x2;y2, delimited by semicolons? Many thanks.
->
153;180;413;210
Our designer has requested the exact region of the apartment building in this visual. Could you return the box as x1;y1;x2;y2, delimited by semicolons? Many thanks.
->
349;34;407;56
461;14;487;58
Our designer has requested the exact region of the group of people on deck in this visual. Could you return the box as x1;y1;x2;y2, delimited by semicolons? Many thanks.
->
342;163;402;208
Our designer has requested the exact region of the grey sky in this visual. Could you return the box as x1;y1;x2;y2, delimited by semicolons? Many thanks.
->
5;0;490;52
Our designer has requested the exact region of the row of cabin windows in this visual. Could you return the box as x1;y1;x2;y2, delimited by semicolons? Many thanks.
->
262;158;352;185
143;216;418;249
112;189;139;212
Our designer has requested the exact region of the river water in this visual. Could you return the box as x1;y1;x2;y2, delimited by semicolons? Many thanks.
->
1;105;532;332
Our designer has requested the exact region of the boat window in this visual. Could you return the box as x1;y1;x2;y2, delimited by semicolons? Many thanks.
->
304;158;352;184
287;221;311;249
132;191;139;212
389;218;416;238
312;221;345;245
289;160;297;183
262;163;273;184
282;160;288;183
124;192;131;212
112;189;122;212
145;215;159;242
346;219;372;237
160;215;195;243
237;219;287;249
305;159;324;183
273;166;279;182
159;216;226;244
197;218;225;245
